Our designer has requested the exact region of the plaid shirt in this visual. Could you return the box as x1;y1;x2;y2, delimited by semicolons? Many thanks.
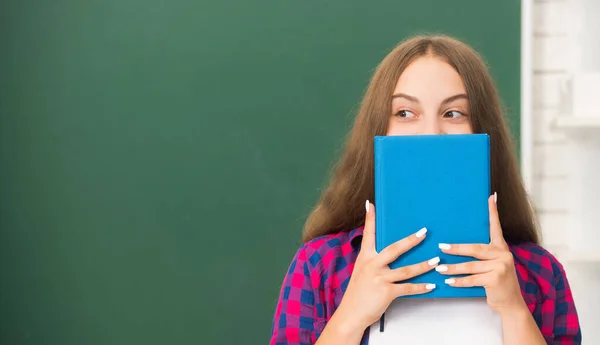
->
270;226;581;345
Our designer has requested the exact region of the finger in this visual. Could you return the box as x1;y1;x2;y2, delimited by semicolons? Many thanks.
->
488;193;507;248
376;227;428;265
435;260;494;275
385;256;440;282
360;200;376;255
444;272;493;288
439;243;501;260
393;283;437;297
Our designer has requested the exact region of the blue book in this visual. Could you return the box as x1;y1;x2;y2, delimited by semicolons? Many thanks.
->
374;134;490;298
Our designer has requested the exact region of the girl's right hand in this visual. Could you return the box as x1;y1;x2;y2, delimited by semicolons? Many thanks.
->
334;200;439;331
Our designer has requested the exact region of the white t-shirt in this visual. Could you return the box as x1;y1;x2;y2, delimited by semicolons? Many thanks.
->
369;298;503;345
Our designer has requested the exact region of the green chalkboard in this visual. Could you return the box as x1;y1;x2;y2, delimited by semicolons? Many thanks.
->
0;1;520;344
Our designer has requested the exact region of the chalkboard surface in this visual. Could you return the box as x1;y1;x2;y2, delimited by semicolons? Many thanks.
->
0;1;520;344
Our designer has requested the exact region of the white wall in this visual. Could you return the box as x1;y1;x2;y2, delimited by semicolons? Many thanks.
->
531;0;570;250
531;0;600;342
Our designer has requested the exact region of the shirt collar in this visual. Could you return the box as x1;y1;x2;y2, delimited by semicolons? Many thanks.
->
349;226;364;250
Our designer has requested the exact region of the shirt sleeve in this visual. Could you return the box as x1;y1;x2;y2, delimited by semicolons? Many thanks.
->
270;246;320;345
551;258;582;344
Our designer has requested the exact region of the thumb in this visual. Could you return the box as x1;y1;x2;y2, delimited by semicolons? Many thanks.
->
489;192;506;247
361;200;377;254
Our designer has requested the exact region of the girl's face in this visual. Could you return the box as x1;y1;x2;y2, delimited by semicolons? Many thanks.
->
387;56;473;136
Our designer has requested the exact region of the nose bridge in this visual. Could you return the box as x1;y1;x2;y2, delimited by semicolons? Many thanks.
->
422;112;442;135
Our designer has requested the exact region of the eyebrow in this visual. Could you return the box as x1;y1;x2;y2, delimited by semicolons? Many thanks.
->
392;93;468;106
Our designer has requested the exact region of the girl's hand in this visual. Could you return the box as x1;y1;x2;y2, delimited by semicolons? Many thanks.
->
435;193;527;315
334;201;439;331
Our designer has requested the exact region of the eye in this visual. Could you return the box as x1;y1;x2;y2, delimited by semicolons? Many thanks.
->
395;110;417;118
443;110;465;119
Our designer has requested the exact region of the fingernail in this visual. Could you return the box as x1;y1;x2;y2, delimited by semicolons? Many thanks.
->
445;278;455;285
439;243;451;250
435;265;448;272
365;200;370;213
426;284;436;290
415;227;427;238
493;192;497;204
428;257;440;266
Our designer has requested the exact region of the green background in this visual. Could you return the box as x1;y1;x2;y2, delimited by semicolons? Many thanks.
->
0;1;520;344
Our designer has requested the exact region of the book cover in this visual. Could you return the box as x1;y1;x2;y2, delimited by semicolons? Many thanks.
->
374;134;490;298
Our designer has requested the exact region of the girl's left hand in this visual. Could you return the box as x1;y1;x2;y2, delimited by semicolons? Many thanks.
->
435;193;527;315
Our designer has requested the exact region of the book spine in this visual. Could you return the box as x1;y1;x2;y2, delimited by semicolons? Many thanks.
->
486;135;491;195
374;137;383;253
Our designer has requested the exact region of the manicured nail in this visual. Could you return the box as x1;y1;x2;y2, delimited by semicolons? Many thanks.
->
428;257;440;266
494;192;497;204
445;278;455;285
365;200;370;213
439;243;451;250
435;265;448;272
415;227;427;238
426;284;436;290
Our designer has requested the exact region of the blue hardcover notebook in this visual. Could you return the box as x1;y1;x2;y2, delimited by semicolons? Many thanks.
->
374;134;490;298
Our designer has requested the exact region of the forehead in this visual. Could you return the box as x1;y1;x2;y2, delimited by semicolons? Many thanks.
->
393;56;466;96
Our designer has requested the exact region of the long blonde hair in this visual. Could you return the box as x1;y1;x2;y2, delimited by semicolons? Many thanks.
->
302;35;539;245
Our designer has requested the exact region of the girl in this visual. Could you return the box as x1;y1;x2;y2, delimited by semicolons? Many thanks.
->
269;35;581;345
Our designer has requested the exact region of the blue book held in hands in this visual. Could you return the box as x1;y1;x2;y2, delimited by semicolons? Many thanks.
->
374;134;490;298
